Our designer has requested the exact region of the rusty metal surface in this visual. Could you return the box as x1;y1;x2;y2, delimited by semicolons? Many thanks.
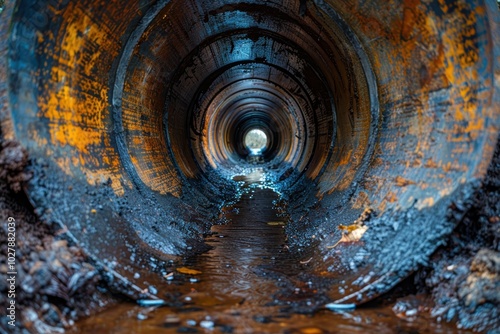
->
0;0;15;141
1;0;499;306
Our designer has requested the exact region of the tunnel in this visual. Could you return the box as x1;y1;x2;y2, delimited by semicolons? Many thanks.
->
1;0;500;318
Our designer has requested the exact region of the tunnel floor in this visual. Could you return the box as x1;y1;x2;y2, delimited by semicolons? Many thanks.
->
72;170;463;334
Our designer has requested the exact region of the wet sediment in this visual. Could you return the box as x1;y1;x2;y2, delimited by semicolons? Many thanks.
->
71;172;476;333
1;149;499;332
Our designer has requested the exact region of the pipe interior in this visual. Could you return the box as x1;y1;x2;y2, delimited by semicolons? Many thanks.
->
5;0;499;302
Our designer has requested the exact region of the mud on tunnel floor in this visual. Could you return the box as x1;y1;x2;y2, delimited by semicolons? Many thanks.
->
72;170;464;333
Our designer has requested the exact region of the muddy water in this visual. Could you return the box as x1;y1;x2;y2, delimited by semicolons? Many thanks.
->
73;171;467;333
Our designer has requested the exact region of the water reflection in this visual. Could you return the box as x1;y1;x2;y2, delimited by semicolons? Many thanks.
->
74;171;465;333
190;183;294;306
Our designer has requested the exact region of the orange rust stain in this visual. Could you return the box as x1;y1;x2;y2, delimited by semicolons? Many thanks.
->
324;0;498;219
385;191;398;203
417;197;435;209
202;128;217;170
40;6;107;154
120;62;184;195
31;131;49;147
378;200;387;213
35;3;127;195
132;137;143;146
419;183;429;190
394;176;416;187
351;191;369;209
56;156;74;177
337;148;352;166
44;83;104;155
439;188;453;198
401;7;417;41
424;158;439;169
411;159;422;167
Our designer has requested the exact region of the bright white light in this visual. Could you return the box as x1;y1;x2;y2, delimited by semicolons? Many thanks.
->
244;129;267;155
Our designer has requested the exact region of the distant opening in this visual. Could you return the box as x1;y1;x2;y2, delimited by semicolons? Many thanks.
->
244;129;268;155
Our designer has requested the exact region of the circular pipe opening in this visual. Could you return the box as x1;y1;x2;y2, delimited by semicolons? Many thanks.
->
2;0;499;306
244;128;268;156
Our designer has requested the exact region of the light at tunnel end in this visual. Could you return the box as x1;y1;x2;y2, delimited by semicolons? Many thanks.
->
244;128;268;156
